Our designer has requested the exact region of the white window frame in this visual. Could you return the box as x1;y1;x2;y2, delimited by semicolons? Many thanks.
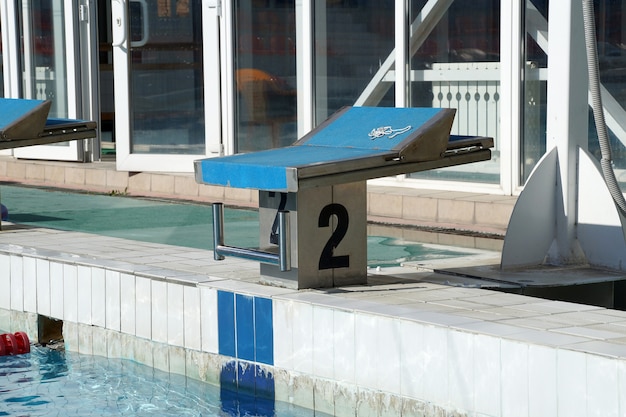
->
370;0;524;196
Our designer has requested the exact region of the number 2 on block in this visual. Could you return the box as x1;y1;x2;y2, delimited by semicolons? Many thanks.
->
318;203;350;270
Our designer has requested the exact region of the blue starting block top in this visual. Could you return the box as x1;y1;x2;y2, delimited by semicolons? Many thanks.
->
194;106;493;192
0;98;97;149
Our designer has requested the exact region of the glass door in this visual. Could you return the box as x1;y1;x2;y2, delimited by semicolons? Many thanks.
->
112;0;221;173
14;0;97;162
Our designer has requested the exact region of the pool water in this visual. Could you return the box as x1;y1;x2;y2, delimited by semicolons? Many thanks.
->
0;185;477;267
0;346;323;417
366;236;474;268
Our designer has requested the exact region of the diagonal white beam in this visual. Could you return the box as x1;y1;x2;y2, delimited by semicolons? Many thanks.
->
355;0;453;106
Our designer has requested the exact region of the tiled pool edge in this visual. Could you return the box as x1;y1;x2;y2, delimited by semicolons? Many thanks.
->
0;243;451;416
3;239;626;416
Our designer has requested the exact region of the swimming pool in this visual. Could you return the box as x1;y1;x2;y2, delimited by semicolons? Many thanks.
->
0;184;487;268
0;345;328;417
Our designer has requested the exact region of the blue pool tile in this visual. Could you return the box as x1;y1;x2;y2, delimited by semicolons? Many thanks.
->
219;361;276;417
220;360;238;388
237;361;257;396
236;294;255;361
220;361;239;416
254;297;274;365
254;365;275;400
218;291;236;357
218;291;275;366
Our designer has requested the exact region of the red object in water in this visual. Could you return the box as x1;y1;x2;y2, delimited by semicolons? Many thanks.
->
1;333;18;355
0;332;30;355
14;332;30;354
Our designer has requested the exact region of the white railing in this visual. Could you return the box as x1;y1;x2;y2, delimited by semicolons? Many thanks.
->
376;62;502;151
35;66;54;101
425;62;500;148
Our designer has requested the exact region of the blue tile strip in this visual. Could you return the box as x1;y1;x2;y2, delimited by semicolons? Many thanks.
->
217;291;236;357
254;365;275;400
218;291;276;415
254;297;273;365
237;361;257;396
217;290;274;366
235;294;255;361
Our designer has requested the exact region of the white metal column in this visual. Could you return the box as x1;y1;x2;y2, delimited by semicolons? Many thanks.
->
499;0;522;196
394;0;408;107
204;0;224;155
297;0;314;136
220;0;235;156
544;0;588;264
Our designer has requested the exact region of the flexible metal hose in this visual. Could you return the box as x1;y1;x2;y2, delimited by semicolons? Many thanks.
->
582;0;626;215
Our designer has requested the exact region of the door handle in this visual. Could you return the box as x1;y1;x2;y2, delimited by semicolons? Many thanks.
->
111;0;149;48
111;0;126;47
130;0;150;48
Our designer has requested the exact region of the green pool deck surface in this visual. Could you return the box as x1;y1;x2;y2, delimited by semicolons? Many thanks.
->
0;184;497;269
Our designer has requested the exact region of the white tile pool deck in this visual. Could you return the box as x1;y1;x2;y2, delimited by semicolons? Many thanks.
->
3;221;626;416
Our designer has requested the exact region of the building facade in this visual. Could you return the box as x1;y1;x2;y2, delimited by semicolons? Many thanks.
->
0;0;625;197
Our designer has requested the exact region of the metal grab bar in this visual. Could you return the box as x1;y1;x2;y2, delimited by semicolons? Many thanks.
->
212;203;291;271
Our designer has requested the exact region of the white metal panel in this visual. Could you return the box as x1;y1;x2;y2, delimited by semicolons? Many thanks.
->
220;0;235;156
545;0;588;263
61;0;75;117
577;148;626;270
297;0;314;136
77;0;101;160
501;147;557;269
395;0;408;107
203;0;222;155
20;0;34;99
111;0;132;169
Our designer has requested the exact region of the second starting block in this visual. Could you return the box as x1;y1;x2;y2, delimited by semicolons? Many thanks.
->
195;106;493;289
0;98;98;229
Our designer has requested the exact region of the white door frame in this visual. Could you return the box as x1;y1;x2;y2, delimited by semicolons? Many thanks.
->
112;0;222;173
1;1;20;156
13;0;96;162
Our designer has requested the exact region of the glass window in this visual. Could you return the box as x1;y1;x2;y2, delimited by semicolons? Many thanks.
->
314;0;395;122
0;19;3;97
99;1;115;152
20;0;68;118
521;0;547;183
588;0;626;190
128;0;205;155
407;0;501;184
234;0;296;153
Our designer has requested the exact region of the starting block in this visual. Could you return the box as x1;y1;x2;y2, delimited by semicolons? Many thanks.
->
194;106;493;289
0;98;97;149
0;98;97;229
